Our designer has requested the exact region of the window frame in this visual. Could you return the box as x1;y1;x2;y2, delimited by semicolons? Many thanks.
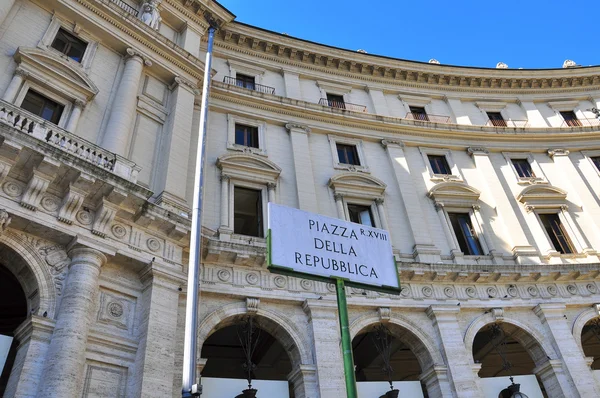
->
536;212;576;254
227;59;266;86
582;150;600;178
503;152;547;184
15;82;72;128
447;211;485;255
234;123;260;149
345;201;378;228
511;158;536;178
50;28;88;63
336;143;361;166
38;16;98;70
226;114;267;156
232;184;266;238
19;89;65;125
559;110;582;127
328;135;369;172
419;147;462;181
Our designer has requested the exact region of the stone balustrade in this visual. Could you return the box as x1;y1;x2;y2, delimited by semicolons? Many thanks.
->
0;100;139;183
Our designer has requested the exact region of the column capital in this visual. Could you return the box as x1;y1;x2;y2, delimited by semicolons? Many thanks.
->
381;139;404;149
266;182;277;190
73;99;86;109
333;193;344;202
125;48;152;66
548;148;570;157
302;299;338;321
434;201;445;211
533;303;567;322
173;76;200;95
14;67;29;78
220;174;230;182
426;305;460;321
374;197;385;205
285;122;311;134
467;147;489;156
67;245;107;269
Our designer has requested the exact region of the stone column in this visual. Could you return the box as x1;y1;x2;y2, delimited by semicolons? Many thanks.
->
534;304;600;397
426;305;484;397
4;316;54;398
154;77;197;210
334;193;345;219
132;264;183;398
302;300;346;398
267;182;276;203
2;68;28;102
0;0;16;30
219;175;230;230
286;123;319;212
375;198;389;231
37;246;107;398
382;140;440;262
101;49;151;156
64;100;85;133
434;202;459;253
419;365;453;398
467;147;538;262
288;364;319;398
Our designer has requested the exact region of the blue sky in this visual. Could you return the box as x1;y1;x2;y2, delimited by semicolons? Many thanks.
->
219;0;598;69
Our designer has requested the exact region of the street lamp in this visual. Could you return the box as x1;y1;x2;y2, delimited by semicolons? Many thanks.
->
498;377;529;398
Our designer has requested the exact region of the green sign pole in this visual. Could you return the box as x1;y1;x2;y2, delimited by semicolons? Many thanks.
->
335;278;358;398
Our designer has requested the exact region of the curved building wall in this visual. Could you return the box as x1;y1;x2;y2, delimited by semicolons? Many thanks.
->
0;1;599;398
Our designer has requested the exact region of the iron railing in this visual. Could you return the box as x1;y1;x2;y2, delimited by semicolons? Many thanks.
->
559;117;600;128
486;119;529;128
318;98;367;112
109;0;139;16
404;112;451;124
223;76;275;95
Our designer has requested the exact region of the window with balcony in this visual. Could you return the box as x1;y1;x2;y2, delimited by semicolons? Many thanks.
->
428;154;451;175
486;112;507;127
511;159;535;178
20;89;64;124
409;106;429;121
538;213;575;254
235;124;259;148
336;143;360;166
560;111;582;127
234;74;256;90
51;28;87;63
347;204;374;227
326;93;345;109
233;186;263;237
448;212;483;255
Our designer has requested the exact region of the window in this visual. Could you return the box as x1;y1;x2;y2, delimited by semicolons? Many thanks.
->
20;89;64;124
51;28;87;63
233;186;263;237
409;106;428;121
560;111;581;127
511;159;535;178
326;93;345;109
487;112;507;127
347;204;374;226
235;74;256;90
591;156;600;171
538;213;575;254
336;143;360;166
448;213;483;255
428;155;451;175
235;124;259;148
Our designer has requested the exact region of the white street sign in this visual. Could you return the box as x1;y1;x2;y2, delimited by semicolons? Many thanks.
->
268;203;399;291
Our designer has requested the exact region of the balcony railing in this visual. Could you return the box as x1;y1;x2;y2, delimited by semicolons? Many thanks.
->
108;0;139;16
318;98;367;113
486;119;529;128
0;100;139;182
559;117;600;128
404;112;451;124
223;76;275;95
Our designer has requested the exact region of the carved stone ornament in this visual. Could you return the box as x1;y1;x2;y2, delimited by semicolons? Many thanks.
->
467;147;489;156
125;48;152;67
108;302;124;318
496;62;508;69
174;76;200;95
378;307;391;322
246;297;260;314
380;139;404;149
428;59;440;64
0;209;11;234
139;0;162;30
563;59;577;68
547;148;570;157
39;245;70;295
285;123;311;134
465;286;477;298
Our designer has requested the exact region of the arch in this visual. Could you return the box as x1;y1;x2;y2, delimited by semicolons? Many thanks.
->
464;312;558;366
197;301;312;368
217;153;281;184
328;172;387;199
15;47;99;101
517;184;568;205
0;230;58;319
350;312;444;371
427;181;481;206
572;306;600;353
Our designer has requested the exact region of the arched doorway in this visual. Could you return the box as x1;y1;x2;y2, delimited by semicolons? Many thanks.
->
200;315;295;398
473;323;546;398
581;317;600;370
352;323;430;398
0;264;28;396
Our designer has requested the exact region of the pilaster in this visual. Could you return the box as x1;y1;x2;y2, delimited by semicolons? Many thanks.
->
366;87;389;116
444;96;471;124
517;99;549;127
286;123;319;212
282;71;302;100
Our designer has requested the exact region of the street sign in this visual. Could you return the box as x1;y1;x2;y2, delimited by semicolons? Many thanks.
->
267;203;399;293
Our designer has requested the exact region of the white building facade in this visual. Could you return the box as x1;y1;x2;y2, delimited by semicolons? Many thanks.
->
1;1;600;397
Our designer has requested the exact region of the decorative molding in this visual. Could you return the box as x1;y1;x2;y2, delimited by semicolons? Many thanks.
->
547;148;570;158
0;209;11;234
380;139;404;149
378;307;391;322
125;47;153;67
467;147;489;156
246;297;260;314
285;123;311;134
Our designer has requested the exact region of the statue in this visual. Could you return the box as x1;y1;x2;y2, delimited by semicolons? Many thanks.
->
139;0;161;30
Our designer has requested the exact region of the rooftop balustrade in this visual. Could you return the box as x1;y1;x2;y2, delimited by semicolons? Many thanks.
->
0;100;139;183
318;98;367;113
108;0;139;16
223;76;276;95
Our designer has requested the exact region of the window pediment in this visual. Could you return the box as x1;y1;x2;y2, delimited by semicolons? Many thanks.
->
517;185;568;208
428;182;480;207
15;47;98;101
217;153;281;184
329;173;386;199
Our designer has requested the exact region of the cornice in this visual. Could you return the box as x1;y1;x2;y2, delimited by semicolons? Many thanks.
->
216;24;600;94
210;82;600;146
